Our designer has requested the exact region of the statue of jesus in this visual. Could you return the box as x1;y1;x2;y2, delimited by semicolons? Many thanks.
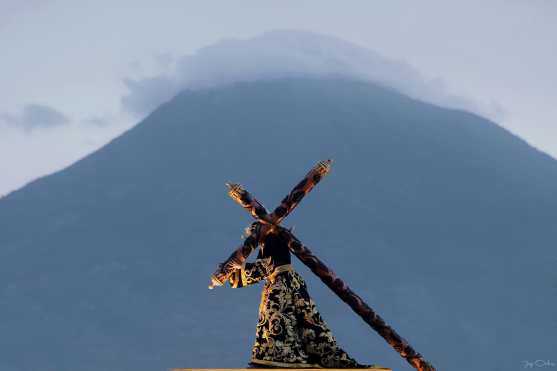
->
224;222;373;368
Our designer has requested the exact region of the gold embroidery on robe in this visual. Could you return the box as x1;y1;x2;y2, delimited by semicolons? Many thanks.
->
230;262;368;368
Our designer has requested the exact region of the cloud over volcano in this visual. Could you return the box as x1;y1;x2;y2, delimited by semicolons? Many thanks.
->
122;30;482;118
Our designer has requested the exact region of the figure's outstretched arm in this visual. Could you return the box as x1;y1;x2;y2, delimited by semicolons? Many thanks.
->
208;226;259;289
209;222;273;289
228;256;274;288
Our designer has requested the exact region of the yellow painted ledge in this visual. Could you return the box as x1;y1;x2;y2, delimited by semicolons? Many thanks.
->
172;368;392;371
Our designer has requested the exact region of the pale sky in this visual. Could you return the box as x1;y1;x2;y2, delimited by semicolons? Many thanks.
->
1;0;556;196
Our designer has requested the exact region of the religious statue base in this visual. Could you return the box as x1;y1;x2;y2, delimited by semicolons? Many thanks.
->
172;368;392;371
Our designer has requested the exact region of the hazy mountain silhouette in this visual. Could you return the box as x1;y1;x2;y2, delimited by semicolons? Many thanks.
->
0;78;555;371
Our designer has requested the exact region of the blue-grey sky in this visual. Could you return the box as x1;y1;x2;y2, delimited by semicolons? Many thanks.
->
1;0;556;196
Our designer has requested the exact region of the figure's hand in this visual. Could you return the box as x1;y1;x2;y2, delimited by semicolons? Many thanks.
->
208;264;226;290
230;260;244;270
208;275;224;290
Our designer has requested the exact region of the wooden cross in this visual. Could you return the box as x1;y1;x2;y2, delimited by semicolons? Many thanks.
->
210;160;436;371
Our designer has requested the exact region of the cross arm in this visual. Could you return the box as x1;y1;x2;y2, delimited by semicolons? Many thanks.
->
225;183;274;224
225;159;332;225
268;159;332;224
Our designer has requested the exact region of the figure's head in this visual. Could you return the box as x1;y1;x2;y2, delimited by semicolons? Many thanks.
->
243;221;280;245
261;226;290;246
242;221;260;239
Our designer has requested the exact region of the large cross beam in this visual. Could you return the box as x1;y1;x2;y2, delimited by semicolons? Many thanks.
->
209;160;332;287
210;160;436;371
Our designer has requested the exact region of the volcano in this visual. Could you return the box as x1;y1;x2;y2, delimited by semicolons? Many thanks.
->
0;78;555;371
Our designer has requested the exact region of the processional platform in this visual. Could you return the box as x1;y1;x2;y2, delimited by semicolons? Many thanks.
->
173;368;392;371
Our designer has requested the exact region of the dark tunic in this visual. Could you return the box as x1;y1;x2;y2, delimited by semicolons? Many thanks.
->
229;231;369;368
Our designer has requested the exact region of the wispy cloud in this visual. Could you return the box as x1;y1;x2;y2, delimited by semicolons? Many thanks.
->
81;115;113;127
121;29;487;118
1;103;70;132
